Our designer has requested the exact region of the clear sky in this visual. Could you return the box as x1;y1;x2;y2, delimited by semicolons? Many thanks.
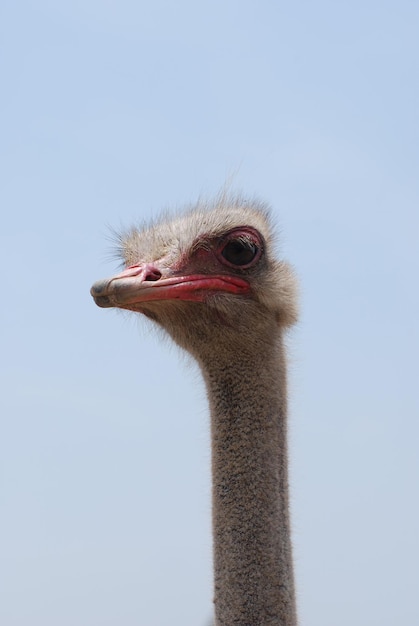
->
1;1;418;625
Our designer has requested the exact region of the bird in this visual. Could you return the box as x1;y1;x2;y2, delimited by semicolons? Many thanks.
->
90;194;298;626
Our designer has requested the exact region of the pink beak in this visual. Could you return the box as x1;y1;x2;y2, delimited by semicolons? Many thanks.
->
90;264;250;310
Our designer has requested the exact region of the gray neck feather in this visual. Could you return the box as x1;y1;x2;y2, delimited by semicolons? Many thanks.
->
200;329;297;626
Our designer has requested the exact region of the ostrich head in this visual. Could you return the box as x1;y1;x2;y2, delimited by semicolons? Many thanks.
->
90;197;297;360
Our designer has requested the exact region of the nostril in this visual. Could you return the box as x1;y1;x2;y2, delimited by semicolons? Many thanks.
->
127;263;163;282
144;269;162;282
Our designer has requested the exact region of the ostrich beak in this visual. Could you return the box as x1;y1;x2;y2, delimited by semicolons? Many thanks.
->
90;264;250;309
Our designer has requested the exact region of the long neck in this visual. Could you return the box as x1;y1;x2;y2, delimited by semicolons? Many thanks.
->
201;331;296;626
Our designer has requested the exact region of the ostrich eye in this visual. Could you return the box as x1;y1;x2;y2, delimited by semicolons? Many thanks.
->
221;238;259;266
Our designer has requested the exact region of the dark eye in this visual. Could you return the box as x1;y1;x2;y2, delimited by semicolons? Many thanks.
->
221;238;259;266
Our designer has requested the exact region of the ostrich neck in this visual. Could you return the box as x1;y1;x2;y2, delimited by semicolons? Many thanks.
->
201;331;296;626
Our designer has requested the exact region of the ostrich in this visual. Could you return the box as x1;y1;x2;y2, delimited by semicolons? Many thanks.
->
90;195;298;626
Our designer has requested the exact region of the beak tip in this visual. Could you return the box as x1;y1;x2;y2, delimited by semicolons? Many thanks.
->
91;279;114;308
90;279;108;296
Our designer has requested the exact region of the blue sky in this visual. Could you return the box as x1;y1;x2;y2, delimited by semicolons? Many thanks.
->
1;2;418;625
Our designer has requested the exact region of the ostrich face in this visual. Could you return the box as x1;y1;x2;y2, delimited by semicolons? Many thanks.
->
90;201;297;348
